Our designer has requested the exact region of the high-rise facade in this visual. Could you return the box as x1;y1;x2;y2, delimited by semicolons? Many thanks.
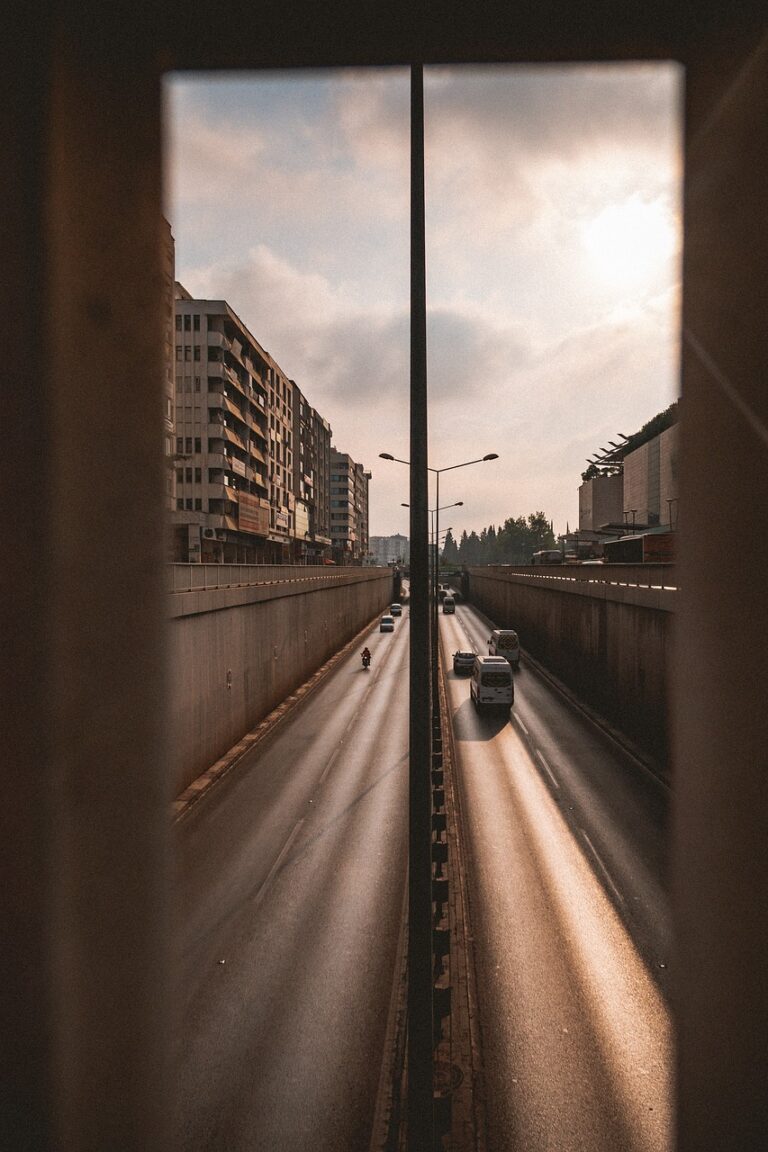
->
172;287;357;563
173;286;279;563
162;219;176;517
292;383;332;562
369;534;409;565
623;423;679;530
579;421;679;535
330;449;371;564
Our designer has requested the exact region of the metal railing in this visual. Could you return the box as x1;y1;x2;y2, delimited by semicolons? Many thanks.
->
168;562;389;593
478;563;677;591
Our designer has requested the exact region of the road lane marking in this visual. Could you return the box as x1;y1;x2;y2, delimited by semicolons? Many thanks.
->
252;818;305;910
580;829;626;908
535;749;559;790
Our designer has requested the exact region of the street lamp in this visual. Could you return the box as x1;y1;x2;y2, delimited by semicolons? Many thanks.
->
382;450;498;695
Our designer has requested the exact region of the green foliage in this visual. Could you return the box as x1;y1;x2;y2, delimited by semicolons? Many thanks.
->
441;528;459;564
583;402;679;481
627;401;679;453
452;512;556;565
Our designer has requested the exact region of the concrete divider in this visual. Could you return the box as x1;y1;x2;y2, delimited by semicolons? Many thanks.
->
169;567;393;791
466;566;675;764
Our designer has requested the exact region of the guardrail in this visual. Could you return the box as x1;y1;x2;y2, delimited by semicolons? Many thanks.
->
168;562;389;593
479;563;677;591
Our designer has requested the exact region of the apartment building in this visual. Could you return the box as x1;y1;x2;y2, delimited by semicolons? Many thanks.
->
292;383;332;562
330;449;371;564
172;285;289;563
369;534;409;566
162;219;176;516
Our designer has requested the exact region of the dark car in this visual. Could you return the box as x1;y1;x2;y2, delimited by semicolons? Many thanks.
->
452;650;476;674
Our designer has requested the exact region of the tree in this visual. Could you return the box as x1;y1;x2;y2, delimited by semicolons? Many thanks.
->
463;530;481;564
457;530;469;563
527;511;556;553
441;528;459;564
458;512;558;564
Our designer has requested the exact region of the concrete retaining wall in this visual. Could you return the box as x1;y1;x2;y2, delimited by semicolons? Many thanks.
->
168;568;393;791
467;566;675;763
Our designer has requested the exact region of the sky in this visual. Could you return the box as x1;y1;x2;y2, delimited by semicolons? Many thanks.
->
165;65;682;540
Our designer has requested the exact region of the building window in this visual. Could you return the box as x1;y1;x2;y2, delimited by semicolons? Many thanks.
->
175;346;182;360
194;499;202;511
194;376;200;391
185;438;192;453
184;347;191;361
176;437;183;454
194;346;201;361
183;314;191;331
194;438;201;452
185;498;193;510
176;469;183;483
176;498;183;510
175;315;182;331
193;314;200;331
194;468;201;482
185;467;193;482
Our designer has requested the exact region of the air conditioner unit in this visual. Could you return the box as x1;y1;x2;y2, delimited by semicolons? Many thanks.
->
215;530;226;541
202;528;215;538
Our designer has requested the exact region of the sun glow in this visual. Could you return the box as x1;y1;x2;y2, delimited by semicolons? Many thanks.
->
581;196;678;290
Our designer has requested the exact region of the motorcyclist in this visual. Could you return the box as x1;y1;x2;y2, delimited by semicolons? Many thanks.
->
361;646;371;668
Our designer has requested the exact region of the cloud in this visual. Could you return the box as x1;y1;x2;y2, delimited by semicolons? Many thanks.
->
167;65;682;536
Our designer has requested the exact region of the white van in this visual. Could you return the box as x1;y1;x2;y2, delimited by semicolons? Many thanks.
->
470;656;514;712
488;628;520;667
442;596;455;614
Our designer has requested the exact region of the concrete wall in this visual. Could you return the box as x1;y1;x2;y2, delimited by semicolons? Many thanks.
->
467;566;674;763
169;567;392;791
4;10;765;1152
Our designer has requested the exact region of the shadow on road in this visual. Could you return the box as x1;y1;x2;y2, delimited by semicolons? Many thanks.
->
450;698;511;741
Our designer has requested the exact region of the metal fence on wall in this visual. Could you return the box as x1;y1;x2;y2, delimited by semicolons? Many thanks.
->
168;563;391;593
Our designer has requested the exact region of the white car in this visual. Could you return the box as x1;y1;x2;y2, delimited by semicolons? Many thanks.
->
380;615;395;632
390;603;402;616
470;656;514;711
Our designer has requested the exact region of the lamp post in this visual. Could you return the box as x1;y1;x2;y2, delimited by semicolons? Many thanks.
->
385;452;497;696
403;503;463;623
382;450;496;1148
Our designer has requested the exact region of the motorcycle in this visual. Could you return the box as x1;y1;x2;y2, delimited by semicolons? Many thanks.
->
361;652;371;670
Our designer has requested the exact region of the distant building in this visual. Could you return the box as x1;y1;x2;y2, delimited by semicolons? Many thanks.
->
579;410;679;538
172;286;285;563
370;534;409;565
579;472;623;532
162;219;176;519
330;449;371;564
623;423;679;530
292;382;332;562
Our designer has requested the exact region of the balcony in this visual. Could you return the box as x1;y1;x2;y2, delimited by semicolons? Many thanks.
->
209;482;240;503
207;331;231;352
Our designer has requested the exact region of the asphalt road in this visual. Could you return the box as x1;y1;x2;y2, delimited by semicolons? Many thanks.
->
441;601;673;1152
174;612;409;1152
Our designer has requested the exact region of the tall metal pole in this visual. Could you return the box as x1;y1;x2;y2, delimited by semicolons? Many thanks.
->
408;63;433;1150
432;472;440;709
